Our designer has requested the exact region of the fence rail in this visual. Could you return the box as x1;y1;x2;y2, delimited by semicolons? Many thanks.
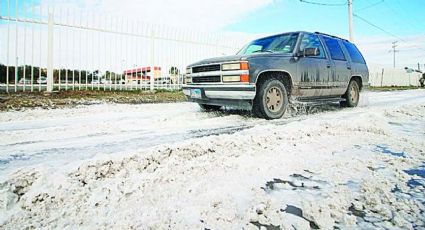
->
369;68;423;87
0;1;244;93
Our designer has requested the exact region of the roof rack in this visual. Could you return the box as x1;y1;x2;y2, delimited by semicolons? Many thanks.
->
314;32;349;42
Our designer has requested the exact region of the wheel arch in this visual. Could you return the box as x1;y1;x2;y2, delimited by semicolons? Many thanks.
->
255;70;294;96
350;75;363;91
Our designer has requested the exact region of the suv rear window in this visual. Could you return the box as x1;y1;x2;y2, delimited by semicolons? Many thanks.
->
343;41;366;64
322;37;346;61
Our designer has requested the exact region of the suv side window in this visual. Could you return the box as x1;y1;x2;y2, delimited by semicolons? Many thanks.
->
322;36;346;61
343;41;366;64
298;34;325;58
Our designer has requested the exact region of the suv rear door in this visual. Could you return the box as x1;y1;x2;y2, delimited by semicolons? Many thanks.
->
296;33;331;97
341;40;368;84
320;35;351;95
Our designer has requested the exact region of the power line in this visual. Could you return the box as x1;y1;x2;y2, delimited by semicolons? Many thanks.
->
383;1;425;31
353;13;425;53
299;0;353;40
394;0;425;29
298;0;347;6
352;13;405;41
356;0;384;11
298;0;425;59
354;13;425;63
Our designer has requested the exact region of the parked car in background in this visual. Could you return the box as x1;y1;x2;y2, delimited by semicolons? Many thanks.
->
101;79;112;84
36;77;47;84
183;31;369;119
92;79;111;84
60;80;79;84
18;78;32;84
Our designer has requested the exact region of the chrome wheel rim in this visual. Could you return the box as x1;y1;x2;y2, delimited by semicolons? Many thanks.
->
266;86;283;112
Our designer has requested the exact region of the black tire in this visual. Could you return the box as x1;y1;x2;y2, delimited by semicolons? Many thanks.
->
199;104;222;111
252;79;289;119
341;80;360;107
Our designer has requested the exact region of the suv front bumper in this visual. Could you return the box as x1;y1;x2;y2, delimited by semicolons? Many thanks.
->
182;84;256;108
182;84;256;100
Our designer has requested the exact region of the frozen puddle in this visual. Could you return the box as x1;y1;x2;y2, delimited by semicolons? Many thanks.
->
374;144;408;158
404;164;425;189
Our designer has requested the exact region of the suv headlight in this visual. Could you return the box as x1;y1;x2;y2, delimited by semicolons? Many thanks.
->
222;75;241;82
222;63;240;71
186;67;192;74
221;62;249;71
222;75;249;83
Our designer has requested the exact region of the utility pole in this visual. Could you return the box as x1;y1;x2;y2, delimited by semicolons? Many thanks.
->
389;41;399;68
348;0;354;42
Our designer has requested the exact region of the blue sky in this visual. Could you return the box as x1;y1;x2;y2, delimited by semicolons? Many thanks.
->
224;0;425;66
224;0;425;40
1;0;424;67
2;0;424;40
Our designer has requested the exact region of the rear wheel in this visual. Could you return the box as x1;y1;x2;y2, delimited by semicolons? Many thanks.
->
341;80;360;107
199;104;222;111
253;79;289;119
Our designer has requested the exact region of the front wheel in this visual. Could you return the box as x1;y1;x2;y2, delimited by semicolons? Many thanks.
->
341;80;360;107
252;79;289;119
199;104;222;111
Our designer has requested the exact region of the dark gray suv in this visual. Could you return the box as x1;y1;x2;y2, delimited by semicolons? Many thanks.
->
182;31;369;119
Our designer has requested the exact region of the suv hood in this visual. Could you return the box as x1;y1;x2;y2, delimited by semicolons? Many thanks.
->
188;53;292;67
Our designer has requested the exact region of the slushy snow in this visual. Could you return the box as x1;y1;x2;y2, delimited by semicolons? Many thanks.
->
0;90;425;229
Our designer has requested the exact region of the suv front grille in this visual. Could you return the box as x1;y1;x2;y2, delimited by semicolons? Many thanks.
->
192;64;220;73
192;76;221;83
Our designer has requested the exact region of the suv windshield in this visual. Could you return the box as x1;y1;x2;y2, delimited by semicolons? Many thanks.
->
237;33;299;55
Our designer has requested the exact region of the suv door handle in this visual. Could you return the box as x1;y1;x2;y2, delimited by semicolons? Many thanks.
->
326;62;331;68
347;66;351;70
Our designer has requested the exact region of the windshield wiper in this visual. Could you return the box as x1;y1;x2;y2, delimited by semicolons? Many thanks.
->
253;50;274;53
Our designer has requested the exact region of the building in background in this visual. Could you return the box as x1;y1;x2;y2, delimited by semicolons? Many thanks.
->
123;67;161;84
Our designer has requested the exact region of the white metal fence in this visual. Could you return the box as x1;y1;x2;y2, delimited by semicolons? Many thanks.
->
369;67;423;87
0;1;244;92
2;1;422;93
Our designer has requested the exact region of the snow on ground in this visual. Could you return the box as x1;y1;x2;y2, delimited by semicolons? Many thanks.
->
0;90;425;229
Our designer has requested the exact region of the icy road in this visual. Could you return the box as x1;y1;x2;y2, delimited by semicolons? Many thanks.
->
0;89;425;229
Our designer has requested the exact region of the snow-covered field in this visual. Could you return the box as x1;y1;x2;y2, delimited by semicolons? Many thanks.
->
1;90;425;229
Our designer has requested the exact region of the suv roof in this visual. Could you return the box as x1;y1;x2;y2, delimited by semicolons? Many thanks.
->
314;32;349;42
257;31;350;43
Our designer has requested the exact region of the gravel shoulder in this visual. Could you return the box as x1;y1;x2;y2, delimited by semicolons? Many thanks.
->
0;90;186;111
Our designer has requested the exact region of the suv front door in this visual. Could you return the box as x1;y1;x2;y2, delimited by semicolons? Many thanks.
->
296;33;332;97
321;36;352;95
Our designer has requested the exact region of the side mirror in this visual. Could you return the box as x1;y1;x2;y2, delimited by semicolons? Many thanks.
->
303;47;320;57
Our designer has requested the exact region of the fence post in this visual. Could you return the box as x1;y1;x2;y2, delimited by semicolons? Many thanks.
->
408;73;411;86
150;27;155;92
46;10;54;93
380;68;384;87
